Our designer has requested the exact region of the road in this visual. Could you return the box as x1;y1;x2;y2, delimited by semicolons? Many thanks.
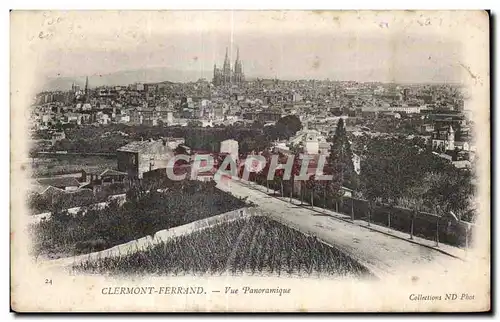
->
217;179;465;280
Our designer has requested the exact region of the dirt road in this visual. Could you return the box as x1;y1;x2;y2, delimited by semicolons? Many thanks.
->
217;179;465;279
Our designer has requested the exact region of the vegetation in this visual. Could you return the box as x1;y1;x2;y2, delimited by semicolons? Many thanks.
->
264;114;303;140
246;131;474;246
74;216;373;278
28;182;127;214
33;114;304;157
31;180;248;258
345;116;425;135
360;136;475;222
328;118;359;191
30;155;117;177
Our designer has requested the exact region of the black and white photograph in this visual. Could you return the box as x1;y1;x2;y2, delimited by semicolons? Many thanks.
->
10;10;490;312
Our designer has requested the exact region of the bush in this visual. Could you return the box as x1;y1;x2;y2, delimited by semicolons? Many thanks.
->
32;181;248;258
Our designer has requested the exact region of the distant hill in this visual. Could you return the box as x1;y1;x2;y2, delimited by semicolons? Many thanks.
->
38;64;460;92
40;67;213;91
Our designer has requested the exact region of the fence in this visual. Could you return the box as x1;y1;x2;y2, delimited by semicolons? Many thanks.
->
256;177;474;248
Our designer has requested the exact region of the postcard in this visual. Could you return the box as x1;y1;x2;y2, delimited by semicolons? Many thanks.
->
10;10;490;312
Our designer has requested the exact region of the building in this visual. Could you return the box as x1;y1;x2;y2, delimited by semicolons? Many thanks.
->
288;129;328;155
419;123;435;134
212;47;245;86
50;131;66;145
117;139;175;179
220;139;239;162
159;137;183;150
287;128;361;174
83;76;89;103
80;168;128;193
242;111;282;123
352;153;361;174
402;88;411;101
36;177;81;192
387;106;423;114
80;168;128;186
432;125;456;152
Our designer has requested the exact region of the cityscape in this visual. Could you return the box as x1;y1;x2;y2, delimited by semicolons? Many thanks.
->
24;17;478;284
6;8;493;314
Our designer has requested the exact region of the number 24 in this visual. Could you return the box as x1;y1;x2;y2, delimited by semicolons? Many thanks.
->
45;279;52;285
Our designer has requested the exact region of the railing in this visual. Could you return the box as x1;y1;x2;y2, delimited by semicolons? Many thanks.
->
254;178;475;248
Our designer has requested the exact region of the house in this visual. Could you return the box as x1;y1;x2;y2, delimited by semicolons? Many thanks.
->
164;137;185;150
97;113;111;125
431;125;472;152
420;123;435;134
220;139;239;162
387;106;423;114
36;177;81;192
117;114;131;123
80;168;128;193
65;112;81;124
288;129;328;155
50;131;66;145
242;111;282;123
80;168;128;185
117;139;175;179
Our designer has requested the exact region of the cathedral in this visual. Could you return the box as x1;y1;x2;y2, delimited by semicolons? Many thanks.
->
212;47;245;86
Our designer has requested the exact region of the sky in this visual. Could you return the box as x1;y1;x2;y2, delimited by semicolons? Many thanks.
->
14;11;482;84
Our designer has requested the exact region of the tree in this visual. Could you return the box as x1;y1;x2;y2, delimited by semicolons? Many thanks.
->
174;144;188;155
273;115;302;140
399;196;424;240
328;118;359;192
305;175;316;208
187;120;203;128
361;136;424;226
290;151;302;203
273;169;284;197
257;150;273;193
434;205;444;247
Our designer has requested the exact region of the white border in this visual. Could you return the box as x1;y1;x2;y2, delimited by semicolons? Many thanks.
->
3;1;497;320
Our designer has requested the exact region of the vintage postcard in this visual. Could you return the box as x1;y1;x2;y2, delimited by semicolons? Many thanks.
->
10;10;490;312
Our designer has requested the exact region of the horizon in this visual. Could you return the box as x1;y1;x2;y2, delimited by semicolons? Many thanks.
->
29;11;471;92
41;69;464;93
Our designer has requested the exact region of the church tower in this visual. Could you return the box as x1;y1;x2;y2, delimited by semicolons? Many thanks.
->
212;46;244;87
84;76;89;103
222;47;231;85
213;64;219;86
234;47;243;84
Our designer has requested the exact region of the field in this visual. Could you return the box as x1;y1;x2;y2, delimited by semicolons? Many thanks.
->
30;155;117;177
31;181;248;259
74;216;373;279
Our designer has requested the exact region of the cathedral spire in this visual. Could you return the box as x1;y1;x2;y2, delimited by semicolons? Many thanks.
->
84;76;89;103
223;47;229;67
223;47;231;84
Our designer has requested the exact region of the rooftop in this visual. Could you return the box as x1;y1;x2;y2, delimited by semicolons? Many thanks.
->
117;140;162;153
37;177;81;188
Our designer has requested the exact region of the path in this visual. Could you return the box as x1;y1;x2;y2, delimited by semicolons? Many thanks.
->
217;179;466;279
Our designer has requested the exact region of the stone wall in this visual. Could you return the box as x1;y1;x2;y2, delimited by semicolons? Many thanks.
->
43;207;257;269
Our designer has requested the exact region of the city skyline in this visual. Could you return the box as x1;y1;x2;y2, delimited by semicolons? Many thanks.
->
39;35;464;91
29;11;474;91
40;34;463;81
